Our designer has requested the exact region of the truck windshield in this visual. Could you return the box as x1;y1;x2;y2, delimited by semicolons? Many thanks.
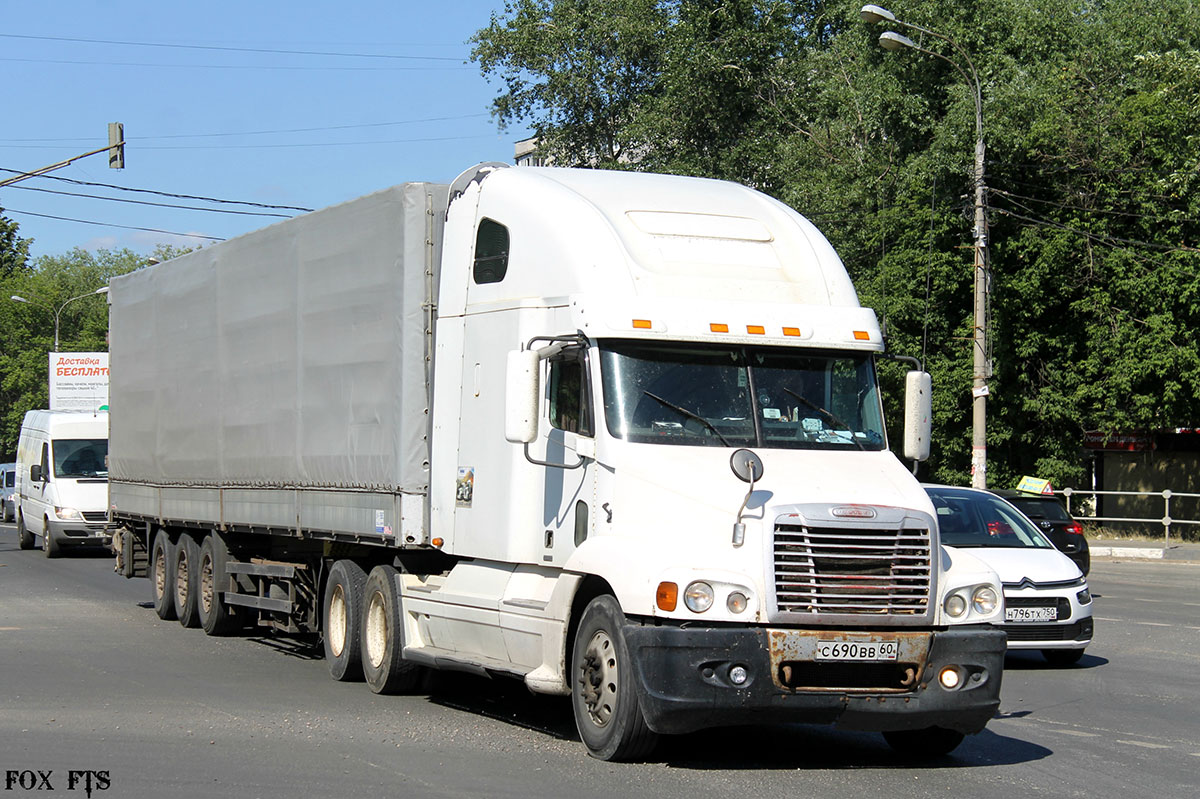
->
53;439;109;478
599;340;886;450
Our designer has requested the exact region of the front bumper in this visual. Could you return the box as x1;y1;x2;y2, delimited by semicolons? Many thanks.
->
623;623;1005;735
47;518;111;547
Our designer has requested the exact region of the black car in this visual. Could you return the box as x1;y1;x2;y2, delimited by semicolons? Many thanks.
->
990;490;1090;575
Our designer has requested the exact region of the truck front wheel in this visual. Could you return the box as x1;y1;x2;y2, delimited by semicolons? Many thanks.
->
361;564;421;694
150;532;177;621
323;560;366;681
570;595;658;761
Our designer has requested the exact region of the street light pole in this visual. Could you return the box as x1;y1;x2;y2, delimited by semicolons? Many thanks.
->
863;6;991;488
10;286;110;351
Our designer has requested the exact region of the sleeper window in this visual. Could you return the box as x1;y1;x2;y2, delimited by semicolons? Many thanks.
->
473;218;509;284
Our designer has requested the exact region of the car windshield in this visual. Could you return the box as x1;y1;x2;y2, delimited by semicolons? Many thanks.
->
599;340;886;450
1008;497;1072;522
926;487;1054;549
52;438;109;478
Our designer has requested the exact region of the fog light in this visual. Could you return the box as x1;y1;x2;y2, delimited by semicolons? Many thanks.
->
729;665;748;685
945;593;967;618
684;581;714;613
727;591;749;614
939;667;962;690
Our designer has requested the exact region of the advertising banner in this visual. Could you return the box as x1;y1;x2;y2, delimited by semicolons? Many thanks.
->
49;352;110;412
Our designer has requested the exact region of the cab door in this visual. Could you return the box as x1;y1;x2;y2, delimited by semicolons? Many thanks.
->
540;346;597;565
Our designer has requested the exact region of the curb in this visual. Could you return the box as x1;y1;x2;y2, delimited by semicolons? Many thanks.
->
1091;546;1164;560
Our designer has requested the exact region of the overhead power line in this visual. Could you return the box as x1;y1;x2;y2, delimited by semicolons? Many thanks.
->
0;56;469;72
5;208;225;241
0;32;464;61
0;168;313;212
6;184;295;218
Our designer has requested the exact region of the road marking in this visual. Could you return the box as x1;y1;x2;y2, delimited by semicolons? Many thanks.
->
1117;740;1172;749
1134;622;1172;627
1094;616;1121;621
1133;598;1164;603
1055;730;1101;738
0;626;21;631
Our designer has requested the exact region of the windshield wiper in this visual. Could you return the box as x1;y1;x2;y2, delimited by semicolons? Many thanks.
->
779;387;865;450
642;391;730;446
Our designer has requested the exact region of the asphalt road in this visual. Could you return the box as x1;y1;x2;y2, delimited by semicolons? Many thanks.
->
1;524;1197;799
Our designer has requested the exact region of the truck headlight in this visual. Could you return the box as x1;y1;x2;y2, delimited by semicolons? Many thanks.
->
972;586;999;615
684;581;714;613
944;593;967;618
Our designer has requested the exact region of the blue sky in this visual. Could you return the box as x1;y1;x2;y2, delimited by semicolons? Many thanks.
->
0;1;529;260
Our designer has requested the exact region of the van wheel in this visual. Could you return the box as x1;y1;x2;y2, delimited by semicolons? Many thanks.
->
362;565;421;694
17;515;34;550
199;533;238;635
571;595;658;761
323;560;367;681
174;534;203;628
42;519;61;558
150;532;177;621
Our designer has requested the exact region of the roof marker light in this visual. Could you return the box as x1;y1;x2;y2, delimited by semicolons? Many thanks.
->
632;319;652;329
710;323;729;333
746;325;765;335
783;327;801;337
853;330;871;341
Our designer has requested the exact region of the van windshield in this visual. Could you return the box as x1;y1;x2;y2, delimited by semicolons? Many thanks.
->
598;340;886;450
53;439;109;478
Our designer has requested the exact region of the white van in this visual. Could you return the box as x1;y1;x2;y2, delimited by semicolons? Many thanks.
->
1;462;16;522
15;410;110;556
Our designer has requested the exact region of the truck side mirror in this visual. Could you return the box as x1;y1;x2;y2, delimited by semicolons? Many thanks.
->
505;349;541;444
903;370;932;463
30;464;42;483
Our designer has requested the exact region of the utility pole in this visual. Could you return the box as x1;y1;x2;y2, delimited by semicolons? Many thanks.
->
0;123;125;189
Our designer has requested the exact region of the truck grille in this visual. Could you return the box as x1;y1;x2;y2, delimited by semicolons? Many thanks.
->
774;523;932;616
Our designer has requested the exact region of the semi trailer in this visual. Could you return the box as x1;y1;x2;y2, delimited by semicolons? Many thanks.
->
108;163;1006;760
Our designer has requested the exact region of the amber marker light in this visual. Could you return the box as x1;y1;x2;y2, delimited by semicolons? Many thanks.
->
853;330;871;340
432;537;444;548
656;582;678;611
710;323;729;333
746;325;765;335
782;327;801;337
632;319;652;329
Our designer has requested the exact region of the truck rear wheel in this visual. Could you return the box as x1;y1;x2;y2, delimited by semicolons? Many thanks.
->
17;514;34;550
199;533;239;636
174;534;202;628
570;595;658;761
150;532;177;621
883;726;965;757
362;565;421;694
323;560;366;681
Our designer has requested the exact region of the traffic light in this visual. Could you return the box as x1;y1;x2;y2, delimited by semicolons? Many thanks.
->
108;122;125;169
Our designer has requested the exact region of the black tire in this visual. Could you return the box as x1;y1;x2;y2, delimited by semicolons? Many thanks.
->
198;532;239;636
361;565;421;694
42;519;61;558
150;531;177;621
883;726;966;757
173;534;202;628
323;559;367;682
17;514;34;550
570;595;658;761
1043;648;1085;666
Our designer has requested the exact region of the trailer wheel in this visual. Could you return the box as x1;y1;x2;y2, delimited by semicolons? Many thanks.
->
42;518;61;558
198;533;239;636
570;595;658;761
323;560;367;681
882;726;965;757
17;514;34;550
174;534;202;628
150;532;177;621
361;564;421;694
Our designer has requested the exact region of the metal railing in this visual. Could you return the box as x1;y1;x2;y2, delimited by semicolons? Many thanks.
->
1059;488;1200;547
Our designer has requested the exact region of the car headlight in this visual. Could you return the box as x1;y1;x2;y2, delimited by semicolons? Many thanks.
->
683;581;714;613
1077;588;1092;604
972;586;999;615
55;506;82;520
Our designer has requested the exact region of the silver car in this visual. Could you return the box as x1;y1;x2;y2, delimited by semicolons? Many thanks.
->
1;463;15;523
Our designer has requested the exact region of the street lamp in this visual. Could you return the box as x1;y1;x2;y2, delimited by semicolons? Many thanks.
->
11;286;110;352
862;4;991;489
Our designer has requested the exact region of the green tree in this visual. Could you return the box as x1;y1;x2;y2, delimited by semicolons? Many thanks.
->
0;211;30;277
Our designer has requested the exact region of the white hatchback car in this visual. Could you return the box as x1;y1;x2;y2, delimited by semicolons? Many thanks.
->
925;485;1093;666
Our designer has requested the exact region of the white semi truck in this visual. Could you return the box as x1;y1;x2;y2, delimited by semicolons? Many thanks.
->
108;164;1006;761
